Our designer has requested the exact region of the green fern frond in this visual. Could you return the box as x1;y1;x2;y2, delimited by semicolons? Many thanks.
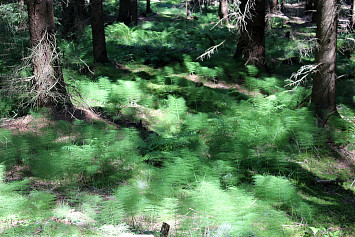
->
254;175;298;205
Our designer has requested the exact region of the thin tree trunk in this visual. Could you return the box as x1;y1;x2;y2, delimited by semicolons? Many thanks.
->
235;0;266;69
305;0;317;22
62;0;86;40
351;0;355;29
312;0;338;123
218;0;229;23
146;0;152;14
267;0;277;13
27;0;72;109
305;0;314;11
118;0;138;26
280;0;284;12
90;0;109;63
271;0;277;12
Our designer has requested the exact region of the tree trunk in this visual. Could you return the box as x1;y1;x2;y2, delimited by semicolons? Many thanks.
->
305;0;313;11
118;0;138;26
267;0;277;13
27;0;72;109
271;0;277;12
312;0;338;124
62;0;86;40
90;0;109;63
235;0;266;69
146;0;152;14
160;222;170;237
351;0;355;29
305;0;317;22
218;0;229;23
280;0;284;12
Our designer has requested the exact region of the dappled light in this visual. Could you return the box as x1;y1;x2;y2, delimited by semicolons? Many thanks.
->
0;0;354;236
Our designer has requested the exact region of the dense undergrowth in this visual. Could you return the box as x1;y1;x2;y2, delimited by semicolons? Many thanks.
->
0;0;355;236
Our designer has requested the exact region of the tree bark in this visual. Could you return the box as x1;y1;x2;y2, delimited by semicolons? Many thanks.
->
235;0;266;69
267;0;277;13
280;0;284;12
90;0;109;63
305;0;314;11
351;0;355;29
146;0;152;14
272;0;277;12
305;0;317;22
61;0;86;40
27;0;72;109
160;222;170;237
218;0;229;23
312;0;338;124
118;0;138;26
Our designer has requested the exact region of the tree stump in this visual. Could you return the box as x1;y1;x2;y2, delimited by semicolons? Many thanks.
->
160;222;170;237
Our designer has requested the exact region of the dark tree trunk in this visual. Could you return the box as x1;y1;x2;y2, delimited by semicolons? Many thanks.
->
305;0;314;11
218;0;229;23
305;0;317;22
61;0;86;40
235;0;266;69
146;0;152;14
90;0;109;63
160;222;170;237
312;0;338;124
118;0;138;26
351;0;355;29
271;0;277;12
280;0;284;12
267;0;278;13
27;0;72;109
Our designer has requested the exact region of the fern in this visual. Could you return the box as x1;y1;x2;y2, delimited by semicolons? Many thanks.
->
253;175;314;221
254;175;298;204
166;95;187;121
0;166;57;235
184;180;294;236
0;179;29;220
27;191;56;219
99;198;125;225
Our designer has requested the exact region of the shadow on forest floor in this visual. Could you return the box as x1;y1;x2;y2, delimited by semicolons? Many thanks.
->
0;0;355;236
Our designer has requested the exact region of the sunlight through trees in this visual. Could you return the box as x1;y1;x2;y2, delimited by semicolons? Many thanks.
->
0;0;354;236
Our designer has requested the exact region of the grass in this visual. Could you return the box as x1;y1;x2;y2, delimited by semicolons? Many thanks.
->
0;0;354;236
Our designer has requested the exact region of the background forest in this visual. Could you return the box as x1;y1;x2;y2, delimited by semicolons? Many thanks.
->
0;0;354;236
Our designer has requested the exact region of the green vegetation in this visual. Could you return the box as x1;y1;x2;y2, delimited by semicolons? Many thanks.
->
0;0;354;236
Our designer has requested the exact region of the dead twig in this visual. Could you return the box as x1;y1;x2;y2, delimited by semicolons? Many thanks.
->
286;63;321;89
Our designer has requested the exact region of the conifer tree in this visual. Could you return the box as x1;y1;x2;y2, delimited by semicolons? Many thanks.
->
235;0;266;69
267;0;278;13
146;0;152;14
27;0;72;109
61;0;86;40
90;0;109;63
218;0;229;23
305;0;317;22
311;0;338;123
351;0;355;29
118;0;138;26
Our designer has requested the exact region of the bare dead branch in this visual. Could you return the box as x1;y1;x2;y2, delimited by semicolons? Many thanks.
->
285;63;321;89
198;0;254;60
197;40;226;61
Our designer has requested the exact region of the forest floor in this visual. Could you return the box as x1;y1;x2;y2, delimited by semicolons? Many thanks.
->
0;1;355;236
